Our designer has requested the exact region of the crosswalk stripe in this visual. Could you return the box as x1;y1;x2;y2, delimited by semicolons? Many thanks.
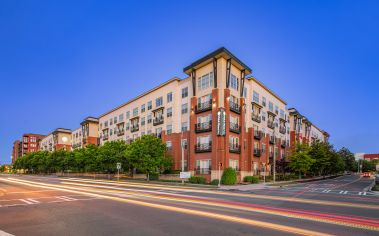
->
19;199;34;204
26;198;40;204
358;192;362;195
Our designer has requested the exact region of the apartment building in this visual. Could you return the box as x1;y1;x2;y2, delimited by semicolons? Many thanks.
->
11;140;22;163
288;108;329;149
21;133;45;156
40;128;72;152
72;117;100;150
244;76;290;176
97;47;294;181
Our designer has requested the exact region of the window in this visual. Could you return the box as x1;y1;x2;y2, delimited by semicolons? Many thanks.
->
104;121;108;127
229;160;239;171
262;97;266;107
197;135;212;144
167;107;173;117
243;87;247;98
280;109;284;119
133;108;138;117
110;129;113;136
269;101;273;112
197;72;214;91
166;125;172;135
181;103;188;114
253;91;259;103
166;141;172;150
119;114;124;122
262;143;266;153
147;114;152;124
182;87;188;98
125;122;130;130
141;104;145;113
275;105;279;115
229;136;239;147
229;74;239;90
196;159;211;173
167;92;173;103
197;94;212;105
126;111;130;119
114;117;117;124
156;96;163;107
181;139;188;149
147;101;152;110
181;122;188;132
110;118;113;126
141;117;145;126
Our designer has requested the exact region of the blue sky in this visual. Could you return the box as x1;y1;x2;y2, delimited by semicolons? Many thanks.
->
1;1;378;164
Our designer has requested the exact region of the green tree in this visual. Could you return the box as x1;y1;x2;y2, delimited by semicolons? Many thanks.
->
289;143;315;179
338;147;357;172
97;140;128;174
125;135;170;181
309;141;330;176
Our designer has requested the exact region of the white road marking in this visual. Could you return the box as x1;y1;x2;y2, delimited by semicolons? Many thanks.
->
26;198;40;204
359;192;362;195
19;199;35;204
0;230;15;236
363;192;367;196
339;191;344;194
343;191;348;194
56;196;76;201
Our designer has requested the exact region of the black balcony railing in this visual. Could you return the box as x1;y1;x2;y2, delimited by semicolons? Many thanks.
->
281;140;286;148
279;126;286;134
254;130;263;140
229;144;241;154
195;142;212;153
131;125;139;133
269;136;275;144
153;117;164;126
268;120;275;129
195;167;211;174
252;113;261;123
195;121;212;133
195;100;212;113
229;101;241;114
229;123;240;134
253;148;261;157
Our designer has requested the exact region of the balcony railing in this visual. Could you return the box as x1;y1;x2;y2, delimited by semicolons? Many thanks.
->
229;144;241;154
195;100;212;113
195;142;212;153
229;123;240;134
229;101;241;114
279;126;286;134
195;121;212;133
131;125;139;133
267;120;275;129
281;140;286;148
103;135;109;141
153;117;164;126
117;130;125;136
269;136;275;144
253;148;261;157
252;113;261;123
195;168;211;174
254;130;263;140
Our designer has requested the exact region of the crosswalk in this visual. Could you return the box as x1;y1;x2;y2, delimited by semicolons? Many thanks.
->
0;195;99;208
279;187;376;196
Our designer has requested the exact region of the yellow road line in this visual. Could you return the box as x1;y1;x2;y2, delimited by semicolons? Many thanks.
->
2;178;332;236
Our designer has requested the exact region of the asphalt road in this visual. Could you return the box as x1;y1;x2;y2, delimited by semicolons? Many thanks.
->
0;174;377;236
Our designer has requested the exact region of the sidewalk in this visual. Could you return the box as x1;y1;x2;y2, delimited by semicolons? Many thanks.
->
220;183;274;191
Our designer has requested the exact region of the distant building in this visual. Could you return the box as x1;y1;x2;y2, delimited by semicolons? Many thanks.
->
363;153;379;161
40;128;72;152
11;133;45;163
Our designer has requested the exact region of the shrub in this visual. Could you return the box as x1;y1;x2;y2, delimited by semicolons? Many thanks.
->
210;179;219;186
188;176;206;184
243;176;259;184
221;168;237;185
148;172;159;181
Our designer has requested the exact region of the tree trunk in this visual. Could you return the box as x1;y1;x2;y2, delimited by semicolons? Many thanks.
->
147;172;150;182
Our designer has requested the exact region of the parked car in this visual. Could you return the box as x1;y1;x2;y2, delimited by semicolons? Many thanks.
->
375;174;379;184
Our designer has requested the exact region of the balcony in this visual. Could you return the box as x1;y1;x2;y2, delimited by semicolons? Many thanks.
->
103;135;109;141
195;168;211;175
253;148;261;157
254;130;263;140
229;101;241;114
267;120;275;129
195;100;212;113
252;113;261;123
281;140;286;148
131;125;139;133
229;123;240;134
195;142;212;153
195;121;212;133
229;144;241;154
153;117;164;126
269;136;275;144
117;130;125;136
279;126;286;134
